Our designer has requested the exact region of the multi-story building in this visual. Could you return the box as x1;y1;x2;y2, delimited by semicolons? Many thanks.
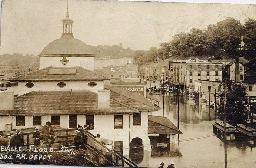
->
169;58;223;90
0;7;168;167
139;60;169;81
169;60;186;85
226;57;248;83
185;59;223;88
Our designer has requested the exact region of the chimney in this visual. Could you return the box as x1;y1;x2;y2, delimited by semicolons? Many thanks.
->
98;90;110;109
0;92;14;110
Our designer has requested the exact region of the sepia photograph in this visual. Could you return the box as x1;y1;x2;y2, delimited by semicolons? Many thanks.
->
0;0;256;167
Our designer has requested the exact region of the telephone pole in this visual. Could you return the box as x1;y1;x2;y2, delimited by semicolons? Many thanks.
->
223;80;228;168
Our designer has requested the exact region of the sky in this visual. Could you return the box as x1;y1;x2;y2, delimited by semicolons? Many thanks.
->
0;0;256;55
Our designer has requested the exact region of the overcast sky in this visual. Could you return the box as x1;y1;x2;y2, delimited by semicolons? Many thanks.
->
0;0;256;55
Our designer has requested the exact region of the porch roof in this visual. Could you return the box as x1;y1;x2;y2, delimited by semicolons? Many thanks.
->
148;116;182;135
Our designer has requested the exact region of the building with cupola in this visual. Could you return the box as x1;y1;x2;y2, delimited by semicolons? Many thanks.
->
0;6;156;167
40;7;95;71
0;4;181;166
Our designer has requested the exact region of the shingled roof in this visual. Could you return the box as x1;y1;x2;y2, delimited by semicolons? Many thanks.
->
12;67;108;81
0;90;142;115
148;116;182;135
105;85;158;112
0;88;159;115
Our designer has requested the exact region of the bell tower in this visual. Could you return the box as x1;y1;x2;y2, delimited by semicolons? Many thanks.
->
62;0;74;35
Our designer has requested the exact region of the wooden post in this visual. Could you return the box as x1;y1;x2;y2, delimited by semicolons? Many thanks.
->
177;89;180;142
27;134;29;148
215;89;217;121
223;81;227;168
66;129;68;146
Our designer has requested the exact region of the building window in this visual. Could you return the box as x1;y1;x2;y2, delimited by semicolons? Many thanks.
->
133;113;141;126
16;116;25;126
207;72;210;76
189;71;192;76
215;65;219;69
240;75;244;81
51;115;60;125
114;141;123;155
88;81;97;87
57;82;66;88
198;72;201;76
189;79;193;83
198;65;201;68
215;71;218;76
249;85;253;91
86;115;94;130
25;82;34;88
206;65;210;69
114;115;123;129
33;116;41;126
190;65;192;69
239;66;243;71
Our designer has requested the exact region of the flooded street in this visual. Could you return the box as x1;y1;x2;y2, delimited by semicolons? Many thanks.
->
149;95;256;168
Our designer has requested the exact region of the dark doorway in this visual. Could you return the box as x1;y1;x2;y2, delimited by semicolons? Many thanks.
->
129;137;144;164
69;115;77;128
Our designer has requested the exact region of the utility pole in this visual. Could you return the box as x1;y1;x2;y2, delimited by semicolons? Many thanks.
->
223;80;227;168
214;89;217;121
177;87;180;142
161;72;165;117
208;86;211;121
163;91;165;117
249;97;253;126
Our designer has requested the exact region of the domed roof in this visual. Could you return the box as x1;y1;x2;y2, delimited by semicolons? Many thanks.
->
40;34;94;57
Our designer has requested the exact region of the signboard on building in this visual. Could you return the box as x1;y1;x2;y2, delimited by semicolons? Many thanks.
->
113;85;145;96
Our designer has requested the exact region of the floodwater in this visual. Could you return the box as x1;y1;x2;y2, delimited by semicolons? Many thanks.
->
149;95;256;168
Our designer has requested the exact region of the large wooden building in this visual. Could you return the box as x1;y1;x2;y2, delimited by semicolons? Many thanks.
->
0;7;163;167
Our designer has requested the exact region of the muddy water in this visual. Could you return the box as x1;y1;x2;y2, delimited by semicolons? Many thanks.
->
149;95;256;168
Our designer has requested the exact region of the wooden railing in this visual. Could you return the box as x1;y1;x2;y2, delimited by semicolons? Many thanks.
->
86;130;138;167
9;128;138;167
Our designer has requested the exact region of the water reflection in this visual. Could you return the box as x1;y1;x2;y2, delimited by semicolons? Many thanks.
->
149;94;256;168
167;95;215;124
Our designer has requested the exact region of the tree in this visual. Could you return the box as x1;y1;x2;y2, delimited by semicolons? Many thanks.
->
159;42;170;60
169;29;208;58
243;18;256;60
205;17;243;58
169;32;191;58
219;84;247;125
